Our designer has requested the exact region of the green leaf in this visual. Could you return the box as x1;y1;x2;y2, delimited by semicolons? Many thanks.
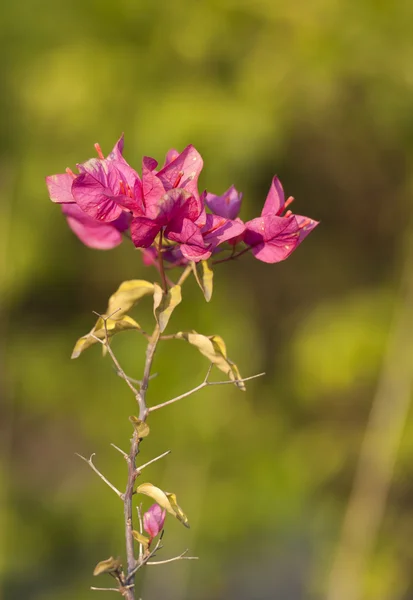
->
71;316;141;359
93;556;122;576
176;331;246;390
136;483;190;528
129;416;150;438
106;279;155;319
153;283;182;332
192;260;214;302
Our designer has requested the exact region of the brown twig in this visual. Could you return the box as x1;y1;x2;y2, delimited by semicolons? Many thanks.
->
147;549;198;566
126;534;164;582
148;368;265;413
76;453;123;499
136;450;171;474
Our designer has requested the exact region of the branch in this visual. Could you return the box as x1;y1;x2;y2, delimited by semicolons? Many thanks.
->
126;534;164;582
136;450;171;474
148;368;265;413
123;323;162;594
147;549;198;566
110;443;129;460
93;311;140;401
76;453;123;499
90;587;122;593
137;504;144;561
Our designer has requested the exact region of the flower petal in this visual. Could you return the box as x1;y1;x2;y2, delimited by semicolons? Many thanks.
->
205;185;243;219
157;145;203;200
244;215;301;263
130;217;161;247
261;176;285;217
62;204;123;250
72;168;124;222
202;214;245;248
46;173;75;204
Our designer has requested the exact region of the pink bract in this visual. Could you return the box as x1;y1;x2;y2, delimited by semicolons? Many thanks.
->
143;504;166;539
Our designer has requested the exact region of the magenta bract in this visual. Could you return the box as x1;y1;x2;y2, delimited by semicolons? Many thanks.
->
244;177;318;263
205;185;243;220
143;504;166;538
46;137;317;261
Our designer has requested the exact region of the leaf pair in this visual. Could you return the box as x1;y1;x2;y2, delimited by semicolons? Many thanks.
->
177;331;245;390
71;280;155;359
136;483;190;528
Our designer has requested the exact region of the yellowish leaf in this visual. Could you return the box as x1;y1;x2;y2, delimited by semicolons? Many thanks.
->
136;483;190;528
176;331;245;390
153;283;182;332
71;316;141;359
129;416;150;438
165;492;190;528
93;556;122;576
192;260;214;302
132;530;150;550
106;280;155;319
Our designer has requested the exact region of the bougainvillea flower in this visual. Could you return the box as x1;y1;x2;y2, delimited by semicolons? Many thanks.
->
205;185;243;220
46;136;128;205
131;188;206;259
71;158;139;222
61;204;129;250
244;176;318;263
143;504;166;539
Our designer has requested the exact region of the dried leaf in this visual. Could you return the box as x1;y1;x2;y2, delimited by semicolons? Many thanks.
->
153;283;182;332
129;416;150;438
136;483;190;528
106;279;155;319
93;556;122;576
176;331;245;390
71;316;141;359
192;260;214;302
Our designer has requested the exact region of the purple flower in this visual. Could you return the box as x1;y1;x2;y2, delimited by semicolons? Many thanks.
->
205;185;243;220
143;504;166;539
244;176;318;263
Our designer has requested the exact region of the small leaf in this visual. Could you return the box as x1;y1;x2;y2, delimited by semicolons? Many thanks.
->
129;416;150;438
106;280;155;319
93;556;122;576
132;530;150;551
192;260;214;302
176;331;245;390
153;283;182;332
71;316;141;359
136;483;190;528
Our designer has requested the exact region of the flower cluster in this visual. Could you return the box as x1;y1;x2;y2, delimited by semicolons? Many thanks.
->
46;136;318;264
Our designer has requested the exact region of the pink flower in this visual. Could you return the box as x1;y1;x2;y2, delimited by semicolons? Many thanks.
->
244;176;318;263
143;504;166;539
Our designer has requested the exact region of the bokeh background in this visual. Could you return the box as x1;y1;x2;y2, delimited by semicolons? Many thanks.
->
2;1;413;599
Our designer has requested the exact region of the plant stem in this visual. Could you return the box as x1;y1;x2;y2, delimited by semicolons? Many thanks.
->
158;230;168;292
123;323;162;598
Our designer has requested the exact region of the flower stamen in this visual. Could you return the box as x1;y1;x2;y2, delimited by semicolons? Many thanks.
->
298;218;312;230
65;167;76;179
94;143;105;160
172;172;184;188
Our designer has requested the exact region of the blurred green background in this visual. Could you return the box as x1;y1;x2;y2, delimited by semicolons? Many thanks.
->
2;1;413;599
